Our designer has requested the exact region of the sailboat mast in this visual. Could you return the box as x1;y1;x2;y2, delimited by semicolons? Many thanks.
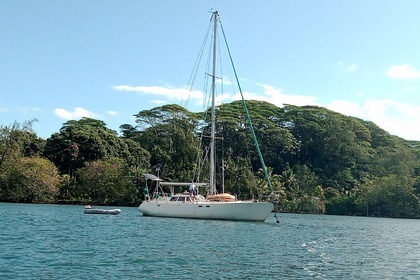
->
209;11;218;195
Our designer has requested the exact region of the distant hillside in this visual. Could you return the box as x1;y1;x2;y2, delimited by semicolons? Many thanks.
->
216;101;419;217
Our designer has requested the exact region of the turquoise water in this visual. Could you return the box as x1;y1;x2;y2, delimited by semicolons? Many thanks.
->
0;203;419;279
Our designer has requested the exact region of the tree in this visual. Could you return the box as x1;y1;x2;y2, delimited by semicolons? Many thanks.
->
222;151;256;198
1;157;60;203
134;104;201;182
213;101;299;174
313;185;326;214
0;119;42;171
44;118;134;174
282;106;371;190
255;166;285;201
76;158;138;205
121;138;150;168
360;174;419;218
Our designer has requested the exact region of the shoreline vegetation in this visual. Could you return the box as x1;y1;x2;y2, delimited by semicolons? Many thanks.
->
1;102;419;218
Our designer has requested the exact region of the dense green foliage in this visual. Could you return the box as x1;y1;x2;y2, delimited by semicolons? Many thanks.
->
1;102;419;218
76;158;139;205
1;157;59;203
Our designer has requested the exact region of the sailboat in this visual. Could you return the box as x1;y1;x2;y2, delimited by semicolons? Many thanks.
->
138;11;275;222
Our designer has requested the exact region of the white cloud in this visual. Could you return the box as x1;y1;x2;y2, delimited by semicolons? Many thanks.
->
344;63;358;72
54;107;97;120
114;83;319;109
113;85;204;101
231;84;317;107
326;98;420;141
107;110;118;116
217;76;234;85
327;100;363;117
17;107;41;114
150;99;167;105
216;93;232;105
386;64;420;79
338;61;358;73
0;107;10;113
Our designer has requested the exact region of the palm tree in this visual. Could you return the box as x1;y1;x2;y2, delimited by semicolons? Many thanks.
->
280;168;300;211
256;167;286;201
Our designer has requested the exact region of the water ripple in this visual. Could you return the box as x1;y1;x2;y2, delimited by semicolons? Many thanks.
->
0;204;419;279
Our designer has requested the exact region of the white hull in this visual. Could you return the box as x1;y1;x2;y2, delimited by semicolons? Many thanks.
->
138;198;272;222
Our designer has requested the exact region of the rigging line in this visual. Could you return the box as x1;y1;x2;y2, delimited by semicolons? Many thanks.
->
219;21;274;195
182;20;212;109
216;28;225;106
183;21;212;181
193;114;211;183
204;43;213;111
192;48;212;181
193;52;213;183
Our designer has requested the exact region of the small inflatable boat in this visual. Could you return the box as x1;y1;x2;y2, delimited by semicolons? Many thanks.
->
84;205;121;215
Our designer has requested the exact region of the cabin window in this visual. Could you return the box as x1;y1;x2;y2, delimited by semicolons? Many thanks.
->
170;197;178;201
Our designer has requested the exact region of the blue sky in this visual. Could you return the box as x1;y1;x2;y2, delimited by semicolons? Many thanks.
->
1;0;420;140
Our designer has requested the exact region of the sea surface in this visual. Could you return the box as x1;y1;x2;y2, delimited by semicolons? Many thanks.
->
0;203;419;279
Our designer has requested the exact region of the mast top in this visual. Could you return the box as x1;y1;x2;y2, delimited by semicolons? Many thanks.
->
211;10;219;20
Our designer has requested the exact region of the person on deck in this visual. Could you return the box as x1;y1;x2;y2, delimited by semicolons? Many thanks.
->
143;187;149;201
189;184;197;202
